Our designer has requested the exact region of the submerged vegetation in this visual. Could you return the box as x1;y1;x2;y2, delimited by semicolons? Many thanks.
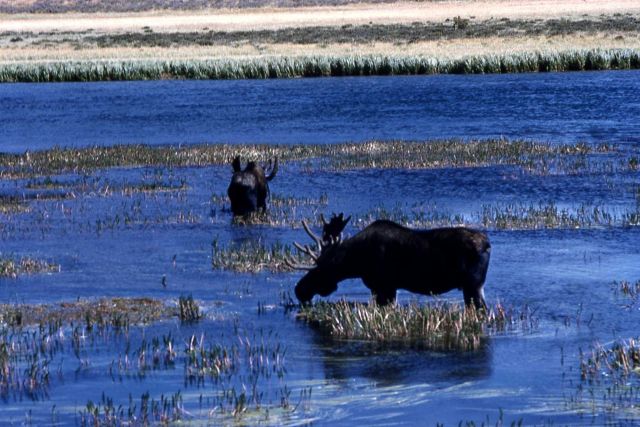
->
298;301;535;351
2;48;639;83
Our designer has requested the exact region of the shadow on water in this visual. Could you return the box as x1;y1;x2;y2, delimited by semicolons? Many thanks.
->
302;321;493;387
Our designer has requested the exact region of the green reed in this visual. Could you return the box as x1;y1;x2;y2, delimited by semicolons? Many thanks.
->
2;49;639;83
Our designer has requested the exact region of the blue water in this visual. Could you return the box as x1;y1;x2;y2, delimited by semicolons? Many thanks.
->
1;71;640;151
1;71;640;425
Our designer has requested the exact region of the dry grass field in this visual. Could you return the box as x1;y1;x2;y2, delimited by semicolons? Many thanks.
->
1;0;639;80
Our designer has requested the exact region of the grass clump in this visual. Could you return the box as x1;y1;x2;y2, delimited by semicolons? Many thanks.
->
580;339;640;385
617;280;640;299
178;294;202;323
0;195;30;214
211;238;299;273
0;256;60;278
298;300;533;351
79;391;187;427
0;297;175;328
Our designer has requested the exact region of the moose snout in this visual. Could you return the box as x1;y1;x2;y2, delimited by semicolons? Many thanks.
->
294;282;314;305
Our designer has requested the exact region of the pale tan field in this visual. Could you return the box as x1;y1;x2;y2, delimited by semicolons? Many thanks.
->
1;0;639;69
3;35;640;64
3;0;640;33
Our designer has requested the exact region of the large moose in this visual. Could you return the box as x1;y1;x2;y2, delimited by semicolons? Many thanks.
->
287;214;491;309
227;156;278;216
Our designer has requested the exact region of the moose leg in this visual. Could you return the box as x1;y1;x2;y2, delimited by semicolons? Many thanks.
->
372;288;397;306
463;286;487;310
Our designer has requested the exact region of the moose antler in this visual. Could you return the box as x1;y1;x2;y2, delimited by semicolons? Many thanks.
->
286;214;351;271
321;213;351;244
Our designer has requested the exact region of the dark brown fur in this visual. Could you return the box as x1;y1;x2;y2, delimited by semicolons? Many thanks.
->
294;220;490;308
227;156;277;216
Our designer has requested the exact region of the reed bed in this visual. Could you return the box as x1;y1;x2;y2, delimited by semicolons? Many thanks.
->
211;238;299;273
357;201;636;231
0;297;175;328
298;301;534;351
480;203;618;230
0;256;59;278
1;48;639;83
0;139;597;178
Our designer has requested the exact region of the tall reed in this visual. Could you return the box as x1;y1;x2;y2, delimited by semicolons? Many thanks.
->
2;48;639;83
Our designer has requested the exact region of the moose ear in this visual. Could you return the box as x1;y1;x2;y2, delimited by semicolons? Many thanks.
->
232;156;241;172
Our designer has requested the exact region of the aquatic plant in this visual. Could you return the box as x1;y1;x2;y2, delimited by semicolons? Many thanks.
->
480;202;616;230
79;391;187;426
178;295;202;323
580;338;640;381
0;195;30;214
617;280;640;300
0;138;598;179
297;300;534;351
211;238;301;273
0;297;175;328
0;256;60;278
1;49;639;83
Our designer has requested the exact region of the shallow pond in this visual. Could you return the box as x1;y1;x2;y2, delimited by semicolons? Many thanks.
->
1;71;640;425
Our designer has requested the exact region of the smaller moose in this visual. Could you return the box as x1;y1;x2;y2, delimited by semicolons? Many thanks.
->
227;156;278;216
287;214;490;309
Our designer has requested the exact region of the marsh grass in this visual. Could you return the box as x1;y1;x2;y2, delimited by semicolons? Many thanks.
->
0;198;29;214
297;301;535;351
79;391;187;427
617;280;640;299
119;181;188;195
211;238;298;273
211;193;328;212
0;297;175;328
2;48;639;83
178;294;202;323
357;200;637;231
0;139;601;179
0;256;60;278
580;338;640;381
480;202;618;230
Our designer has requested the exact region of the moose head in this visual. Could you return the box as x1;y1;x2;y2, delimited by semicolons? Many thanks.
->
227;156;278;216
286;213;351;304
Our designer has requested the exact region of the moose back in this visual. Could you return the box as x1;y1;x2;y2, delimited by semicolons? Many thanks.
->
289;218;490;308
227;156;278;216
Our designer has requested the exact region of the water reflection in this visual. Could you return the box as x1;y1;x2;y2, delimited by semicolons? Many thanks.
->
307;329;493;387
